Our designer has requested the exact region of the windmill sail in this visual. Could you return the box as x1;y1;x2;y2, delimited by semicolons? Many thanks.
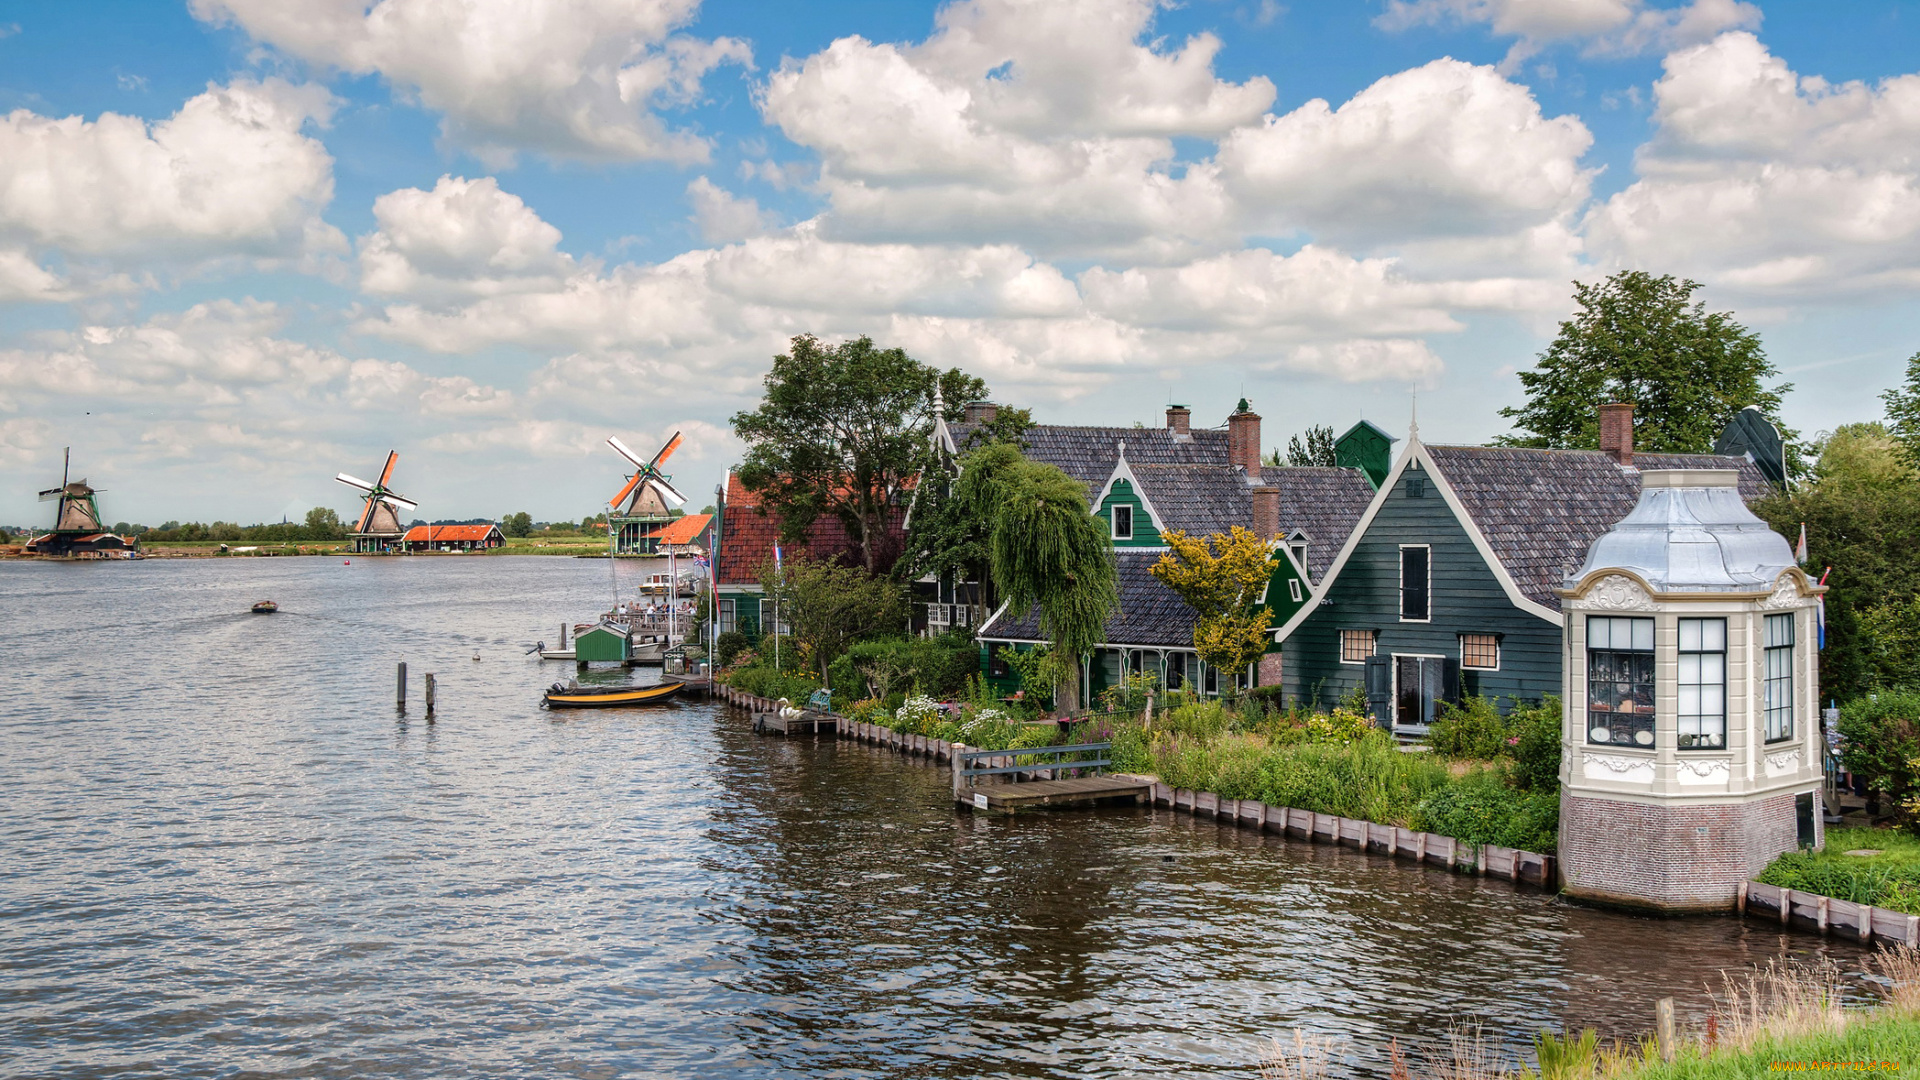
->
335;451;414;543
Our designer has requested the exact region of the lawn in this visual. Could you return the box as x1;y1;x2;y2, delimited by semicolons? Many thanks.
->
1757;827;1920;914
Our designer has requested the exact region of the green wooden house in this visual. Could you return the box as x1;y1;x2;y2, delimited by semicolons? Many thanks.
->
1275;409;1776;735
970;403;1376;703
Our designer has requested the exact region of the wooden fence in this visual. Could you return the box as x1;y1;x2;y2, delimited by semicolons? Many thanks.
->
1741;880;1920;946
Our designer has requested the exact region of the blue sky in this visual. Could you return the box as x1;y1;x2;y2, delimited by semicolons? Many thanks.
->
2;0;1918;527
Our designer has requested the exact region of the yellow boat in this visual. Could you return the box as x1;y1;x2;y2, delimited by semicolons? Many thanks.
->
542;680;684;709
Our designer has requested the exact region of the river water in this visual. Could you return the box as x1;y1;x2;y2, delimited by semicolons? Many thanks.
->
0;557;1877;1079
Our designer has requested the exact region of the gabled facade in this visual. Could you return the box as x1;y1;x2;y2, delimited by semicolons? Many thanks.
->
972;402;1375;702
401;523;504;552
1276;408;1775;735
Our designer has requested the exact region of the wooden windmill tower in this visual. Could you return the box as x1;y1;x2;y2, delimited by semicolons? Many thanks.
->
607;432;685;555
335;451;418;554
25;448;132;556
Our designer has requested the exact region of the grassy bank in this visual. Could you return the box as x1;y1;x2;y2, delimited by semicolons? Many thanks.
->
1265;948;1920;1078
1757;827;1920;915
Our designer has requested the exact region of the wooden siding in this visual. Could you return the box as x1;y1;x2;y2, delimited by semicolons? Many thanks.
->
1262;551;1310;653
1283;464;1562;710
1096;479;1162;547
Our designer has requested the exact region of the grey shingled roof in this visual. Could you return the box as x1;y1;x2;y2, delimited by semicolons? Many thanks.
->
1259;466;1377;580
979;550;1197;647
1423;445;1774;611
950;421;1229;491
1124;463;1374;582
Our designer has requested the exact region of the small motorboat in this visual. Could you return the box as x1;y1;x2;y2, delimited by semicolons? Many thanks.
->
251;600;278;614
542;680;684;709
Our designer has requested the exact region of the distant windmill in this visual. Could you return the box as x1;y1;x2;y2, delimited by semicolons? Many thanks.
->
607;432;684;555
25;448;132;556
335;451;418;554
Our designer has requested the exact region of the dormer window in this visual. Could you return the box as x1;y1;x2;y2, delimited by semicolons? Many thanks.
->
1112;504;1134;540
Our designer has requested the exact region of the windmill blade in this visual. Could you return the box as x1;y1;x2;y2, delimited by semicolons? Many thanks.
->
354;500;377;532
380;492;419;513
37;487;63;501
607;435;648;470
377;451;399;487
336;472;378;493
608;472;644;509
646;476;687;507
649;431;684;469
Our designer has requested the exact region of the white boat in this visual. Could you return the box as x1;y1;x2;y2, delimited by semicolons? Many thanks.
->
537;646;577;661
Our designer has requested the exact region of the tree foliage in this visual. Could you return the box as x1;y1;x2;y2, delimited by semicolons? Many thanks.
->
1754;421;1920;701
1151;526;1275;687
904;437;1026;598
988;457;1118;709
1282;424;1337;467
1881;351;1920;468
502;511;534;538
757;554;907;686
1498;271;1792;456
303;506;345;540
732;334;987;573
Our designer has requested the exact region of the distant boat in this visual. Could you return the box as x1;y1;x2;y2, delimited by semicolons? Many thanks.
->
542;680;683;709
251;600;278;614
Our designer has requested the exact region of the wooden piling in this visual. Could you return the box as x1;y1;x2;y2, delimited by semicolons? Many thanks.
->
396;662;407;711
424;673;436;719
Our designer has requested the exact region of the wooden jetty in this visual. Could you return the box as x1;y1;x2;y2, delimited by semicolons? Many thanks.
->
952;742;1149;811
753;688;835;736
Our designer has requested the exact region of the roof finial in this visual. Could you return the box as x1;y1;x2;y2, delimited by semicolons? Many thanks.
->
1409;387;1419;439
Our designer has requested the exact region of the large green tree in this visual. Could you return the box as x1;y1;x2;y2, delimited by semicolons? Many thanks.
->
1498;271;1792;454
733;335;987;573
988;456;1118;711
758;555;906;687
1151;526;1275;694
1880;351;1920;468
1753;423;1920;702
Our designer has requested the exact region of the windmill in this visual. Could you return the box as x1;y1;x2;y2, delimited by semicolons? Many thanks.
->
606;432;684;555
24;448;130;555
335;451;418;554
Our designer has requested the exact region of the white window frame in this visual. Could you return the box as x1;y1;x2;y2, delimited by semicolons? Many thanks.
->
1390;652;1448;732
1398;544;1432;623
1288;578;1304;603
1111;503;1134;541
1339;628;1376;665
1677;617;1728;751
1764;612;1795;744
1459;632;1500;671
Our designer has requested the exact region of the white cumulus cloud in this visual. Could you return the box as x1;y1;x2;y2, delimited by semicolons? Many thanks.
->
359;175;575;301
1376;0;1759;70
190;0;750;164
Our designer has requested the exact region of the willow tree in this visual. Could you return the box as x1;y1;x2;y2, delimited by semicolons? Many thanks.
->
988;457;1117;711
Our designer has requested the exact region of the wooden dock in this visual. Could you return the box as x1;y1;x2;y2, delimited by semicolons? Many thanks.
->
959;773;1150;811
753;710;837;736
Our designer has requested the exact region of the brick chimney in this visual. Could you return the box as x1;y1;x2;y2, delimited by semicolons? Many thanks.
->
1251;485;1280;540
1599;402;1634;467
1166;404;1191;435
1227;399;1261;473
963;401;998;424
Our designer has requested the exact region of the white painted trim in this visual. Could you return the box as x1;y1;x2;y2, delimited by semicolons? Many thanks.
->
1458;631;1502;672
973;597;1015;638
1091;443;1169;536
1398;543;1433;623
1337;628;1377;665
1270;435;1419;645
1111;502;1135;540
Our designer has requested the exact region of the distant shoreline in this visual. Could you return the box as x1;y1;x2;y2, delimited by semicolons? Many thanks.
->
0;542;681;561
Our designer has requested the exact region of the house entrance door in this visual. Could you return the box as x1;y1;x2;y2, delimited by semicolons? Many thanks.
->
1394;655;1449;731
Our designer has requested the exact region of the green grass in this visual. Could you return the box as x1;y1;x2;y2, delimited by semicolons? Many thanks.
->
1617;1009;1920;1078
1757;827;1920;914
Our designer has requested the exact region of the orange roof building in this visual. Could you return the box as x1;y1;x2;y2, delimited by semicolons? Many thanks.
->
401;523;504;551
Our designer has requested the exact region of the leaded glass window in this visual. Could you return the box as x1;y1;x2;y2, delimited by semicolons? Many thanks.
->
1678;618;1727;750
1587;616;1654;747
1765;613;1795;743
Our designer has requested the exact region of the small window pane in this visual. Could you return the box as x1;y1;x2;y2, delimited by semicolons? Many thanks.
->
1400;547;1430;621
1677;618;1726;750
1341;629;1376;664
1631;619;1654;651
1112;505;1133;540
1587;617;1655;748
1460;633;1499;670
1288;579;1303;603
1765;613;1795;742
1766;612;1794;649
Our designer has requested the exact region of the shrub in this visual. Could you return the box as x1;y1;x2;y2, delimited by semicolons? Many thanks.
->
1428;695;1511;760
722;664;820;704
714;631;750;669
1508;696;1563;792
1840;691;1920;806
1306;706;1374;745
1413;772;1560;853
847;633;980;701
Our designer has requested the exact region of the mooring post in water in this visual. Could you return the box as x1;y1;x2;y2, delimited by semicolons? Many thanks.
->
424;673;436;719
396;662;407;712
951;742;967;800
1655;997;1675;1062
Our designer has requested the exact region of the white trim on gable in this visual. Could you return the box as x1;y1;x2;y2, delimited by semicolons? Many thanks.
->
1091;442;1169;536
1269;430;1562;646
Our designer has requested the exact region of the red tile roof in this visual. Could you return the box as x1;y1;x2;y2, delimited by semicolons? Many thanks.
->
646;513;712;546
715;472;904;584
403;524;500;543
